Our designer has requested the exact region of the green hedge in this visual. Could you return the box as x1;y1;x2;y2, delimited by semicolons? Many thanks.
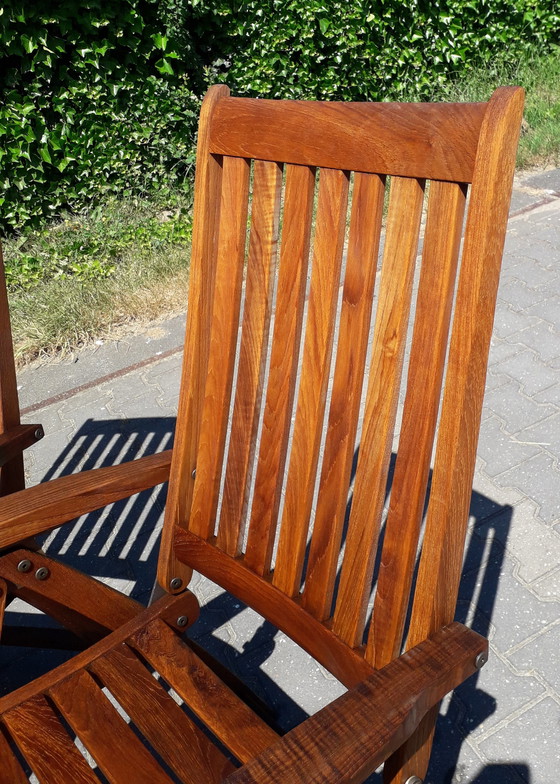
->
2;0;559;235
207;0;560;101
0;1;206;234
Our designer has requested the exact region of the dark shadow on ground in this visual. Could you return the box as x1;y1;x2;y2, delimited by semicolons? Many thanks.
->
0;418;527;782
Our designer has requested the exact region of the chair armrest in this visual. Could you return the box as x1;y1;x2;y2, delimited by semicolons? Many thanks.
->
224;622;487;784
0;424;44;468
0;450;172;549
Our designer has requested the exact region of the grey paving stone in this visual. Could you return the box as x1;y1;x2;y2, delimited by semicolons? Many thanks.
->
532;384;560;406
508;621;560;692
530;566;560;603
511;321;560;364
498;277;550;312
491;349;559;397
482;380;557;436
515;412;560;459
526;296;560;326
494;451;560;524
487;337;527;367
524;169;560;192
478;697;559;782
477;416;541;477
453;652;546;742
492;306;540;340
459;546;559;652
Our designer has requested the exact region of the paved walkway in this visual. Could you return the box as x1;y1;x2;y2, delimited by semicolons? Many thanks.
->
4;169;560;783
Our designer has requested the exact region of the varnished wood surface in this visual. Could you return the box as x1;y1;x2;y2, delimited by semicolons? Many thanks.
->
0;449;172;549
0;578;6;642
0;424;42;469
175;529;375;688
223;623;486;784
0;723;28;784
210;97;486;182
0;249;26;496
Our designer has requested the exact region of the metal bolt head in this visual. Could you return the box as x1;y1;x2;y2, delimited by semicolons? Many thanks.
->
191;468;196;479
169;577;182;591
17;559;32;573
176;615;189;628
405;777;423;784
475;651;488;669
34;426;44;440
35;567;50;581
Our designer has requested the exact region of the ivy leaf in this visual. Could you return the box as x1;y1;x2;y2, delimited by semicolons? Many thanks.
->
155;58;174;75
319;18;331;35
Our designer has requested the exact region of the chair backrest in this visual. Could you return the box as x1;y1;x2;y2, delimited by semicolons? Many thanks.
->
0;247;26;496
158;85;524;687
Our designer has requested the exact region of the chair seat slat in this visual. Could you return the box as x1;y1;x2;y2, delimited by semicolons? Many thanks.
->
0;724;28;784
3;695;99;784
90;643;235;783
129;618;279;763
49;670;174;784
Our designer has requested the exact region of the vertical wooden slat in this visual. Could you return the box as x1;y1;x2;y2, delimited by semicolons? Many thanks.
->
158;84;229;592
367;180;466;668
272;167;350;597
217;160;283;556
0;723;28;784
90;643;235;783
3;694;99;784
332;176;425;648
302;172;385;619
49;670;174;784
0;578;6;641
385;86;525;784
244;164;316;575
0;249;25;497
188;155;251;540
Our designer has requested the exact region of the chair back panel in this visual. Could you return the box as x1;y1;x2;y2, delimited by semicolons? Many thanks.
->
159;86;524;686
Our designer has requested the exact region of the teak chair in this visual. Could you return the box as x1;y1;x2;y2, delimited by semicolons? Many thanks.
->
0;84;524;783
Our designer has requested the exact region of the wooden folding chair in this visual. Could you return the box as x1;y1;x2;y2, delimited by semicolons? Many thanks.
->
0;84;524;783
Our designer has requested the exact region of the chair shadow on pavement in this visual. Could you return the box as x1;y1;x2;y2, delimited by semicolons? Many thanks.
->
1;417;531;783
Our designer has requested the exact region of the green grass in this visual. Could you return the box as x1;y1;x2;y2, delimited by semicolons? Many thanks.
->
434;50;560;169
4;194;192;363
5;50;560;364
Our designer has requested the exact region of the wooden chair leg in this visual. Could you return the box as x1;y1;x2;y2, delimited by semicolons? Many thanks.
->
383;705;439;783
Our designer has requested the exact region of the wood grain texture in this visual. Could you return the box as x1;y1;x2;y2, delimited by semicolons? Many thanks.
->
49;669;175;784
367;180;466;669
218;159;283;556
244;164;316;575
3;694;99;784
273;167;350;597
188;154;251;540
223;624;486;784
90;643;236;783
175;529;374;688
0;249;25;497
0;578;6;642
159;84;229;592
384;85;525;784
0;424;42;469
0;449;172;549
130;617;279;763
0;594;192;715
0;723;28;784
332;176;425;648
210;97;486;182
302;172;385;620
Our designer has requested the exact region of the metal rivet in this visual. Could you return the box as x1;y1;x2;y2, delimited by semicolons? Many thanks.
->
17;559;32;573
191;468;196;479
34;426;44;440
169;577;182;590
176;616;188;628
35;567;50;581
405;777;423;784
475;651;488;669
